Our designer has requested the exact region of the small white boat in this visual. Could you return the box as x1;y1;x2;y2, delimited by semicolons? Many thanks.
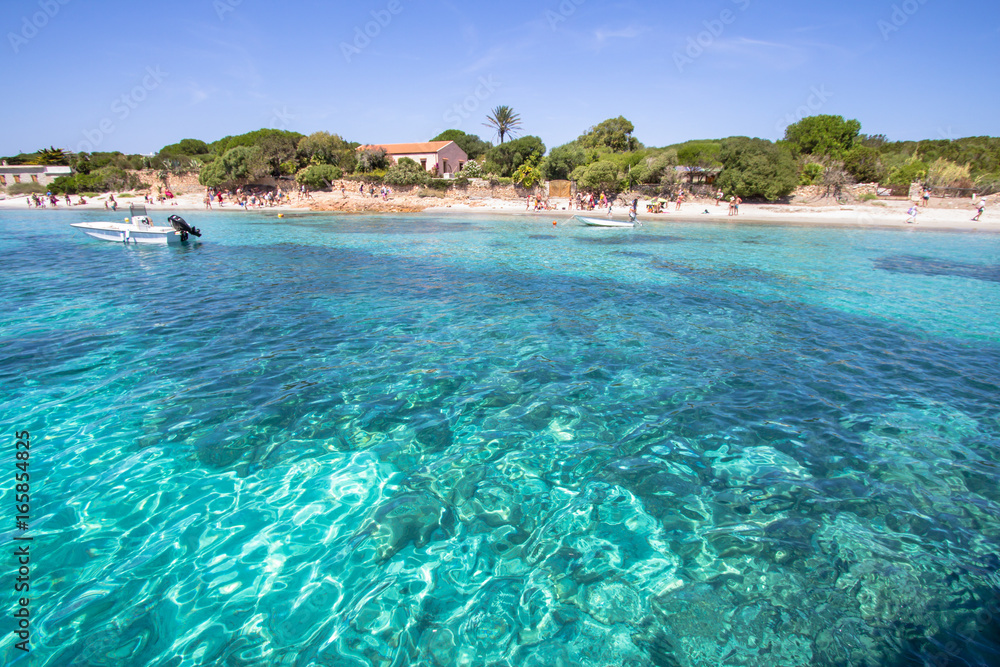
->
576;215;637;228
71;204;201;245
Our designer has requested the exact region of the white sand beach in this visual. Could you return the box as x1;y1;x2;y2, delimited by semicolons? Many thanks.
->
1;189;995;233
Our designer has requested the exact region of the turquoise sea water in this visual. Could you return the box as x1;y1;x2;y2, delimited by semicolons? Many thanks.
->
2;209;1000;666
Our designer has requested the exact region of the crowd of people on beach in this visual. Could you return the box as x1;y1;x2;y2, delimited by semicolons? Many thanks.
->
201;186;292;210
25;193;79;208
13;179;990;225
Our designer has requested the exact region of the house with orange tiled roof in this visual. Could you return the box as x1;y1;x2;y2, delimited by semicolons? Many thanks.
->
357;141;468;178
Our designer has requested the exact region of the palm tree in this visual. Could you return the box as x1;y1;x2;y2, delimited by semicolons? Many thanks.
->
28;146;70;166
484;106;522;144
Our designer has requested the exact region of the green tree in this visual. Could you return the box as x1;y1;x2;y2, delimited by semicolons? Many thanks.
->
297;132;351;165
676;142;722;183
630;151;679;185
784;115;862;158
577;116;641;152
209;129;305;158
483;136;545;177
203;146;267;185
843;146;886;183
255;133;299;176
542;143;588;181
716;137;799;200
198;159;226;187
26;146;70;165
357;147;389;173
512;153;543;188
484;105;522;144
296;164;343;190
383;157;431;186
676;142;721;169
431;130;491;160
159;139;209;157
886;158;928;187
572;161;624;194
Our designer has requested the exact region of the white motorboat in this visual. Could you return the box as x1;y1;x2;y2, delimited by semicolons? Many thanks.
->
575;215;637;228
71;204;201;245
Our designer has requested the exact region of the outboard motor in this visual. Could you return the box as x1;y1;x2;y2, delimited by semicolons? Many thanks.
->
168;215;202;241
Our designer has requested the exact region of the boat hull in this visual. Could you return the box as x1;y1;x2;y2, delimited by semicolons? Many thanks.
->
575;215;636;228
71;222;189;245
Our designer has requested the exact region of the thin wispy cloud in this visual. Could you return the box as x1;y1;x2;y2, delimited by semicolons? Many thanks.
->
594;26;645;44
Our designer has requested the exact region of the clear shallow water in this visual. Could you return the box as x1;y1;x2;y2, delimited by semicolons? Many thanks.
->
2;209;1000;666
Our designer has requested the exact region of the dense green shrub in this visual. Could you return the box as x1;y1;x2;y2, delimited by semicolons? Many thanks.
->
716;137;799;200
571;161;624;194
431;130;491;160
159;139;210;157
577;117;641;152
484;136;545;178
461;159;486;178
198;159;226;188
542;143;588;181
630;151;679;185
384;158;431;186
357;147;389;173
296;164;343;190
843;146;886;183
784;115;861;158
6;182;47;195
886;159;928;187
424;179;451;191
345;170;386;184
800;162;824;185
47;167;142;194
296;132;358;174
513;157;543;188
199;146;269;187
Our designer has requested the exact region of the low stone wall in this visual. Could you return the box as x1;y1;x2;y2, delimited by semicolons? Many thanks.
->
453;178;538;201
792;183;882;203
345;178;539;201
131;169;203;194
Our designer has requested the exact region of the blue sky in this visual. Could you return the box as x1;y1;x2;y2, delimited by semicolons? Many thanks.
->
1;0;997;156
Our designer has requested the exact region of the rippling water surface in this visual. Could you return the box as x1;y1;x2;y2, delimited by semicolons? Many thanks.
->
3;210;1000;666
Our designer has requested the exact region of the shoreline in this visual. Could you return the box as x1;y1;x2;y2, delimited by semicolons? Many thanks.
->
1;191;995;233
